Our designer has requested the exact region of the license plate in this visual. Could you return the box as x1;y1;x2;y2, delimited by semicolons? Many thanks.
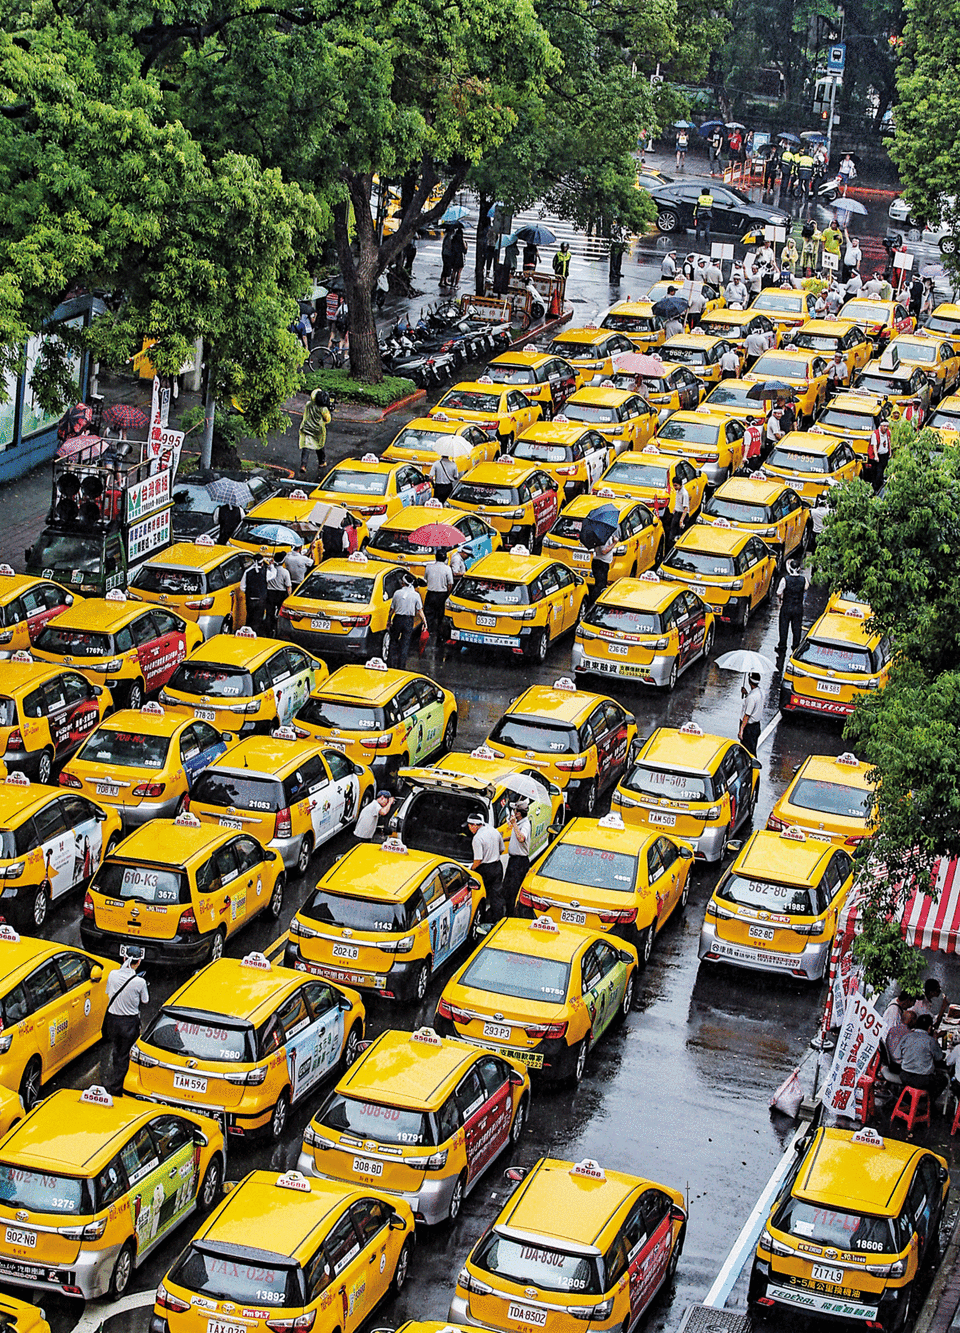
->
573;552;591;564
691;583;707;595
311;618;332;631
96;783;120;798
325;741;346;752
483;1021;511;1040
811;1265;845;1285
352;1157;383;1176
508;1305;546;1327
817;681;843;694
749;925;776;941
208;1322;246;1333
218;817;242;830
561;909;587;925
194;708;216;722
332;943;359;959
608;643;629;655
649;811;676;826
4;1228;35;1249
173;1072;208;1094
477;614;496;627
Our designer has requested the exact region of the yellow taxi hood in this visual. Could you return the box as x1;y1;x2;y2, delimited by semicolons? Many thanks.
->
196;1171;360;1256
338;1029;485;1110
461;462;537;487
161;957;309;1025
733;828;834;885
712;476;786;506
792;1128;939;1215
315;843;440;900
497;1157;649;1249
518;423;597;447
2;1089;160;1175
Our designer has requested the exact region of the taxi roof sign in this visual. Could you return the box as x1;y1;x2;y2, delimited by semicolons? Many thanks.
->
530;915;560;934
0;565;14;578
381;837;408;855
471;745;498;761
289;489;308;501
141;701;164;716
598;812;625;830
80;1085;114;1107
477;375;494;384
640;571;660;582
595;487;615;498
781;825;808;842
195;534;216;546
10;651;32;663
276;1170;311;1192
361;453;378;463
241;952;272;970
105;589;127;602
432;412;450;421
553;677;576;692
846;607;866;619
4;772;29;787
679;721;704;736
642;444;660;454
0;926;20;944
348;551;369;563
424;498;443;508
236;626;257;637
852;1126;885;1148
272;726;297;741
713;517;731;528
512;544;531;556
570;1159;606;1180
365;657;388;671
837;752;860;767
411;1027;444;1046
174;811;202;827
554;413;570;423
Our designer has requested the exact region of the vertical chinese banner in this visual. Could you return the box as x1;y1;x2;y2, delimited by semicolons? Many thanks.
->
820;991;882;1117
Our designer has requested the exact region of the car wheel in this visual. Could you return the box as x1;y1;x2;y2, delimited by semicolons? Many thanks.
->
940;236;957;255
109;1241;135;1300
665;1227;685;1285
296;836;313;877
104;834;120;859
19;1058;41;1110
341;1023;362;1070
572;1037;589;1084
200;1154;223;1210
702;623;715;661
127;679;145;711
378;627;391;662
510;1095;528;1144
269;1090;289;1141
640;921;656;966
392;1239;413;1293
680;871;691;908
526;627;548;663
415;960;431;1002
618;973;636;1021
267;873;285;920
442;713;457;752
386;751;410;793
208;927;226;962
30;882;49;930
663;658;679;693
470;900;490;944
657;210;679;233
448;1171;467;1222
653;538;665;569
718;822;733;860
576;779;597;815
740;598;752;630
36;749;53;786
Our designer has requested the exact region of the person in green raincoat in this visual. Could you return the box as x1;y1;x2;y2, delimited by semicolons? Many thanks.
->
299;388;332;479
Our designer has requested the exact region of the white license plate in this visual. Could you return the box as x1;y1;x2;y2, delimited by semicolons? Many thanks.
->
561;909;587;925
691;583;707;595
816;681;843;694
483;1021;511;1040
96;783;120;798
4;1228;35;1249
208;1322;246;1333
811;1264;845;1285
508;1305;546;1327
352;1156;383;1176
332;943;359;959
173;1072;208;1094
608;643;629;655
325;741;346;752
311;618;331;631
477;615;496;627
749;925;776;941
194;708;216;722
649;811;676;826
218;817;242;830
573;552;591;564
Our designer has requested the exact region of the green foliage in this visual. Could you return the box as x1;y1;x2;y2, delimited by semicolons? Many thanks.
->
178;404;249;456
852;915;926;997
301;369;416;405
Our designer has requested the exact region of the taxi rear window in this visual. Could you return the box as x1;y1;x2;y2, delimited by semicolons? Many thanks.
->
170;1245;303;1307
487;365;535;384
717;872;827;916
927;316;960;335
144;1008;254;1063
563;404;618;425
706;385;754;408
0;1163;91;1215
789;778;871;820
819;408;875;432
537;843;637;892
472;1232;603;1295
298;572;375;604
34;626;112;657
93;862;190;905
773;1197;898;1254
300;889;418;933
131;567;204;596
794;333;840;352
600;460;670;489
585;604;661;635
392;428;465;449
929;409;960;431
78;730;170;770
703;497;771;524
0;698;16;728
858;373;909;395
190;771;283;812
319;468;389;496
766;447;829;474
548;341;600;359
452;483;518;507
666;549;737;578
624;764;714;801
459;947;570;1002
794;639;873;674
169;663;254;698
514;442;572;464
439;391;500;413
369;528;439;556
456;577;530;606
662;345;706;365
658;420;720;445
316;1091;435;1147
296;698;386;731
487;717;579;753
602;314;656;332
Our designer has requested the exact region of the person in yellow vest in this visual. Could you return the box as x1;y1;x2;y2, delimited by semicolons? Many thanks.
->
552;242;571;301
694;187;714;242
795;150;815;199
780;148;795;196
821;218;843;277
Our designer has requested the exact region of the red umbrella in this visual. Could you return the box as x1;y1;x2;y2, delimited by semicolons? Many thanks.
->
406;522;465;548
616;352;666;376
57;402;93;441
103;403;148;431
56;433;105;459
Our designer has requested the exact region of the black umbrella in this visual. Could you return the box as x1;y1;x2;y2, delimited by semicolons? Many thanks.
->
516;224;557;245
652;295;689;321
580;504;620;549
746;380;796;400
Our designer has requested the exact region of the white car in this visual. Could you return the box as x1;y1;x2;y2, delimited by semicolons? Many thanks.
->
889;195;957;252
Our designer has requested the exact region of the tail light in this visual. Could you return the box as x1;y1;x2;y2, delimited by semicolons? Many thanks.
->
568;1299;614;1320
4;729;23;752
458;1269;494;1295
436;996;470;1024
156;1284;191;1314
523;1021;567;1039
181;795;190;811
58;772;82;788
556;465;578;476
766;815;785;831
556;755;587;772
359;504;388;516
133;782;166;798
339;615;371;628
179;906;197;933
705;900;718;918
791;919;826;937
597;907;637;925
275;807;292;839
517;889;545;909
224;1065;268;1085
59;1216;108;1241
278;606;294;619
266;1314;316;1333
185;598;216;610
83;892;95;919
361;734;393;750
424;1148;449;1170
845;834;865;846
129;1046;159;1067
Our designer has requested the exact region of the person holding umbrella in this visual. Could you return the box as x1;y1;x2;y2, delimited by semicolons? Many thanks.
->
429;453;460;503
450;224;468;287
424;549;454;640
503;798;532;913
676;126;688;171
739;673;763;757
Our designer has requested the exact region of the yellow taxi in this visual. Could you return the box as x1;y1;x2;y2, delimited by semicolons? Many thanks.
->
699;473;809;564
436;916;638;1082
825;589;872;616
126;953;365;1142
763;432;861;501
541;493;664;584
0;772;123;931
365;503;500;579
31;591;203;710
0;928;116;1107
485;680;638;815
890;333;960;400
445;551;586;662
660;519;777;628
187;732;375;873
58;702;232;828
430;380;542;450
749;1127;948;1329
745;349;830;423
0;570;73;656
571;572;714;690
698;826;854;980
814;390;892;459
0;657;112;784
383;416;499;474
655;409;746;488
449;460;560;549
612;721;761;862
483;350;578;419
591;445;707;526
660;333;743;385
512;422;612;499
229;494;352;562
153;1170;414;1333
611;364;703;415
283;840;486;1003
159;627;327;736
127;538;250;639
701;378;769;425
698;309;780;351
278;554;406;661
839;295;915;346
516;812;694;964
599;300;666;351
546;327;636;382
928;391;960;443
853;357;931;424
559;387;658;454
80;811;286;965
768;752;874;848
748;287;816;330
0;1292;50;1333
780;605;893;719
787;319;873;383
292;660;457;786
450;1156;686;1329
647;278;724;315
296;1026;530;1225
310;456;433;533
926;302;960;352
0;1086;225;1300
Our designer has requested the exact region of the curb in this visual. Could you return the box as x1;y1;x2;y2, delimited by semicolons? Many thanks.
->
915;1209;960;1333
509;308;573;349
335;388;427;423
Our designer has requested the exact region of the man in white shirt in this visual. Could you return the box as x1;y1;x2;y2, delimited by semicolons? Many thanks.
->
424;550;455;640
661;251;677;279
862;272;884;297
739;672;763;756
355;790;395;841
449;546;466;577
387;575;425;670
704;259;723;287
429;454;460;504
283;546;312;586
104;948;149;1093
264;555;292;634
845;270;863;299
826;351;847;392
720;345;740;379
668;475;691;548
503;798;532;913
467;814;505;919
744;327;768;366
725;272;748;307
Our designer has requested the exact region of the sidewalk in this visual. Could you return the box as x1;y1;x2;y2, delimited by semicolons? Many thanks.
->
916;1212;960;1333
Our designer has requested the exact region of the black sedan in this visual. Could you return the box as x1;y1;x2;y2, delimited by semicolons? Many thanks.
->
648;182;790;235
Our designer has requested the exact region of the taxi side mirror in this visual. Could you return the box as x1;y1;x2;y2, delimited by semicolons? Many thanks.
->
618;949;634;965
337;994;353;1012
388;1213;407;1230
504;1166;528;1184
751;759;763;771
679;846;694;860
65;595;74;606
724;840;742;858
90;966;103;982
221;733;236;744
192;1130;209;1148
508;1069;526;1087
90;684;102;696
94;809;109;822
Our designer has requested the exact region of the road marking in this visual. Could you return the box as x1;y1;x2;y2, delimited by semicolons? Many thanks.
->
758;712;781;747
72;1288;156;1333
265;931;289;962
703;1119;808;1309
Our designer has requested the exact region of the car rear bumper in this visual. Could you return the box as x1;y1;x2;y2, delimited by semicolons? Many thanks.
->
80;921;214;966
0;1240;123;1300
295;1154;457;1226
698;922;830;979
572;644;672;685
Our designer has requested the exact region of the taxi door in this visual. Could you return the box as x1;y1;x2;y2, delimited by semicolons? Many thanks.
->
425;865;473;966
623;1190;676;1324
409;680;446;763
22;584;72;645
53;674;103;759
179;722;227;786
296;752;348;845
270;647;317;725
21;958;70;1076
676;370;700;410
130;613;167;694
210;842;246;933
227;835;272;925
553;564;582;633
122;1120;197;1257
591;702;631;789
547;360;577;414
31;798;80;902
57;794;106;899
649;838;684;920
780;490;807;555
324;1208;379;1332
459;516;496;566
455;1059;512;1183
582;433;611;488
529;472;559;538
349;1199;398;1314
396;465;432;509
279;983;344;1104
674;591;707;668
52;950;101;1063
580;941;625;1043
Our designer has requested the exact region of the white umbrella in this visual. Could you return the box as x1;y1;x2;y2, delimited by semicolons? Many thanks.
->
434;436;471;458
309;501;349;527
503;773;549;804
715;650;777;675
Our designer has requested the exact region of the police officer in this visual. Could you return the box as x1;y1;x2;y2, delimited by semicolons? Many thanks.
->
387;574;426;669
694;187;714;242
103;947;149;1094
777;560;808;657
795;149;815;199
780;147;795;196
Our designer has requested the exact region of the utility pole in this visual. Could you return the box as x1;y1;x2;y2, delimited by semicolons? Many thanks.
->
825;7;845;165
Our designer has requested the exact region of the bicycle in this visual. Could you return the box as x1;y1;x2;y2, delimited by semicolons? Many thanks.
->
306;342;348;370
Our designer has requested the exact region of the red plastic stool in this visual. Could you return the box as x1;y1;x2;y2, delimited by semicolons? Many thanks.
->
890;1086;931;1135
950;1097;960;1137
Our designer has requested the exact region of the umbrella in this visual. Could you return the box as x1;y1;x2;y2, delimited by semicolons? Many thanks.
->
800;130;826;143
56;433;104;459
921;262;948;279
715;650;778;674
834;199;868;217
406;522;465;548
516;223;556;245
433;436;471;458
652;295;688;320
698;120;725;137
616;352;666;376
486;201;505;218
440;206;471;226
246;523;303;547
503;773;549;803
579;503;620;549
725;121;746;130
57;402;93;439
746;380;796;400
778;132;801;144
326;275;346;294
672;119;696;129
309;501;349;527
206;477;255;508
102;404;148;433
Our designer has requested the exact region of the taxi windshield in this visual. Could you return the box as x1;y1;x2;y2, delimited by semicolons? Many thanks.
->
190;771;283;812
707;385;755;408
370;528;440;555
793;333;840;352
658;420;720;445
316;1092;435;1147
439;391;500;413
790;778;872;820
857;373;910;395
819;408;876;432
144;1009;254;1062
34;625;112;657
472;1231;603;1296
766;447;828;473
585;604;661;634
486;364;536;384
456;578;530;606
168;662;254;698
93;861;190;904
752;294;804;313
300;889;416;933
130;567;204;596
297;572;375;604
717;872;826;915
929;409;960;431
170;1245;302;1307
487;716;579;753
452;483;517;507
601;460;670;489
296;697;386;730
773;1197;898;1254
927;316;960;336
624;764;712;801
78;730;171;769
537;843;637;891
794;638;873;674
703;497;771;523
514;441;573;463
319;468;389;496
459;946;570;1002
666;549;736;577
563;403;619;424
750;355;807;378
0;1163;91;1216
602;313;656;332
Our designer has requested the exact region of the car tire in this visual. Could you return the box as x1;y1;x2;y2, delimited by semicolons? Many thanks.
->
525;628;548;663
665;1227;685;1286
702;623;715;662
267;873;285;920
269;1090;289;1141
510;1095;528;1144
940;236;957;255
208;927;226;963
392;1239;413;1293
680;872;691;908
449;1171;467;1222
341;1022;362;1071
127;679;145;711
442;713;457;752
657;210;679;233
663;658;679;693
19;1057;41;1110
639;921;656;966
109;1241;135;1300
30;882;49;931
296;836;313;877
576;779;597;815
740;598;752;630
36;749;53;786
617;973;636;1022
414;959;431;1002
221;616;234;637
377;627;391;663
571;1036;589;1084
200;1154;223;1210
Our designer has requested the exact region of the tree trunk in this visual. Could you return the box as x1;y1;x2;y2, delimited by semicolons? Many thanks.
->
475;193;491;296
199;362;215;471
